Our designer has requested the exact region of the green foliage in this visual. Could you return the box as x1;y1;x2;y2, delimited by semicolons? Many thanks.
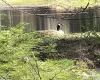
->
0;23;100;80
0;23;59;79
0;23;42;79
82;30;98;38
0;0;98;7
34;34;57;60
0;13;10;28
0;13;7;20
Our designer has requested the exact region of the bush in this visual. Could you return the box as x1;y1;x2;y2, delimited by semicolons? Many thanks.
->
0;23;58;79
0;23;43;79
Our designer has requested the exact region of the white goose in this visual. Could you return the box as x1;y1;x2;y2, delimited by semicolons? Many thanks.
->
37;24;64;35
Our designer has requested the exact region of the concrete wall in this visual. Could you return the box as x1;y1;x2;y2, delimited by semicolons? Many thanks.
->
0;7;100;33
0;9;70;33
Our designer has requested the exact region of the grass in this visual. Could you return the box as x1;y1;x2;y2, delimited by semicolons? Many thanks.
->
0;0;99;7
25;59;100;80
0;57;100;80
70;0;96;7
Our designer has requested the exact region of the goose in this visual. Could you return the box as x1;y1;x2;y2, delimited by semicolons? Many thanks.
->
37;24;64;35
56;23;64;34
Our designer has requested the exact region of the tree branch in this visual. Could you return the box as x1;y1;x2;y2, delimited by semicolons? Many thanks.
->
81;2;90;12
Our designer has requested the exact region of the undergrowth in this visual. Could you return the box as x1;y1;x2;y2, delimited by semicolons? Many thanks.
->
0;23;100;80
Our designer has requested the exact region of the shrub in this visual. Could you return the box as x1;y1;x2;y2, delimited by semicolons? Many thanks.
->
0;23;43;79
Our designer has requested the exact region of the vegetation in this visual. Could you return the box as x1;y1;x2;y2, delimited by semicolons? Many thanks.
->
0;0;99;7
0;23;100;80
0;0;100;80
